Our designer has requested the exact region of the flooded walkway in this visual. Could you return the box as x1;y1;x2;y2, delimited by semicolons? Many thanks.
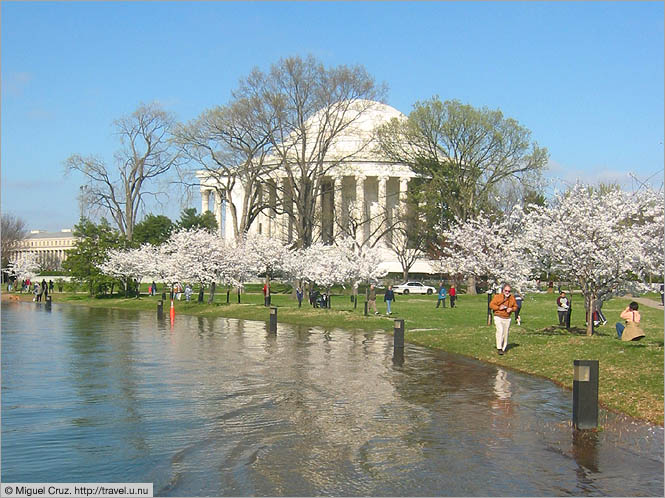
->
2;302;663;496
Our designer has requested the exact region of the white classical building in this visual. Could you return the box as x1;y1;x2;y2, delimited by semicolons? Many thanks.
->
196;100;435;275
9;229;78;269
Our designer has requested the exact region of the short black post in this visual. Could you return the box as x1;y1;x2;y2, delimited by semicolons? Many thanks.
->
45;295;52;310
269;306;277;333
364;301;368;316
573;360;599;429
157;300;164;319
327;295;331;309
487;292;493;326
226;290;230;304
394;319;405;353
354;295;358;309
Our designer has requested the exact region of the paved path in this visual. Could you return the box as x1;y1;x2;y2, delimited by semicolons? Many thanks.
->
629;296;663;309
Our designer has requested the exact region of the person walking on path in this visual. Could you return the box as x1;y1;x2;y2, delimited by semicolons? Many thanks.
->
556;291;570;326
436;284;447;308
384;285;395;315
489;283;518;355
49;280;54;294
41;279;48;299
616;301;645;341
514;291;523;326
368;284;378;315
296;287;303;307
449;284;457;308
33;283;41;302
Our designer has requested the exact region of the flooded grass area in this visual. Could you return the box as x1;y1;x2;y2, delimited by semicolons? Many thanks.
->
2;301;663;496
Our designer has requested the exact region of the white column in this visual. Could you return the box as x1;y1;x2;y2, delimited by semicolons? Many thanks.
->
214;190;223;236
376;175;388;241
399;177;409;205
333;175;343;238
355;175;366;243
280;177;290;242
201;188;211;214
314;183;322;241
223;198;234;241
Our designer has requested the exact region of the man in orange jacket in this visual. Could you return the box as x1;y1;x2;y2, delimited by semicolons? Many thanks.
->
489;283;518;355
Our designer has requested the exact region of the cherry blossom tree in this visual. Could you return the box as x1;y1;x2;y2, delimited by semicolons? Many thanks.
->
294;237;388;306
524;183;664;335
239;233;290;303
435;207;537;293
159;228;227;304
6;254;41;283
99;246;155;297
300;242;355;301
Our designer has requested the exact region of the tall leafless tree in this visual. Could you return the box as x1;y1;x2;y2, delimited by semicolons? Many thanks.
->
233;55;387;248
64;102;180;241
173;98;278;240
1;213;27;268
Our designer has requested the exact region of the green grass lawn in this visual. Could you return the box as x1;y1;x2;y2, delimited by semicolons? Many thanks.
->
17;287;665;425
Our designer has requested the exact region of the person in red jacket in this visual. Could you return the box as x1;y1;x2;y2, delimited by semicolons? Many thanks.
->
489;283;518;355
449;284;457;308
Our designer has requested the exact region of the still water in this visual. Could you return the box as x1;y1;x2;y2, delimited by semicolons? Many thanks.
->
2;302;663;496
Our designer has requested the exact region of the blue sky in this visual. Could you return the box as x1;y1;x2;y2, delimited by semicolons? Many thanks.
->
2;1;663;231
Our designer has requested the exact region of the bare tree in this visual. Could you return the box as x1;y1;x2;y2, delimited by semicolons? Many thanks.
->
64;102;180;241
233;55;387;248
334;200;400;251
1;213;27;268
173;98;277;240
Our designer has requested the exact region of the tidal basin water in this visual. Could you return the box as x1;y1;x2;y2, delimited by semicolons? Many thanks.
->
2;302;663;496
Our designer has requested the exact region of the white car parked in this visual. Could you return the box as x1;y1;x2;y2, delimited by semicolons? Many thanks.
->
392;281;437;295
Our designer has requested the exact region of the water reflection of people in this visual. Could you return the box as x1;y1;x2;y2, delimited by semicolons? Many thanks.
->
493;369;512;401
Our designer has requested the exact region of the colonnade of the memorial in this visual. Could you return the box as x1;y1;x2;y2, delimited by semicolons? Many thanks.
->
200;174;411;245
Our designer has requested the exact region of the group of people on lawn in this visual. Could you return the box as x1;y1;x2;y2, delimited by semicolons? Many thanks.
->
492;285;645;356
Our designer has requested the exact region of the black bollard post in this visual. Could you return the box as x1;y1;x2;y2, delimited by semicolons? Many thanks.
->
394;319;405;353
573;360;599;429
354;295;358;309
157;300;164;319
328;295;331;309
237;288;241;304
226;290;230;304
487;292;493;326
45;295;52;311
364;301;368;316
269;306;277;333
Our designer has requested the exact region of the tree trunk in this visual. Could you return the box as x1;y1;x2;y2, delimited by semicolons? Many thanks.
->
585;292;594;336
207;281;216;304
466;275;477;295
402;268;408;282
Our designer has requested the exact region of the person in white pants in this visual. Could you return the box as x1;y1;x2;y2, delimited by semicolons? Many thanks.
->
489;284;518;355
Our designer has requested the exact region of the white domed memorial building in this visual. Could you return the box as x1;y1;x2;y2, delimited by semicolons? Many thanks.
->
195;99;436;277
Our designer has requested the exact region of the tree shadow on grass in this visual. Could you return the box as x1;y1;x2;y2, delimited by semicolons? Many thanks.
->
529;325;587;336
